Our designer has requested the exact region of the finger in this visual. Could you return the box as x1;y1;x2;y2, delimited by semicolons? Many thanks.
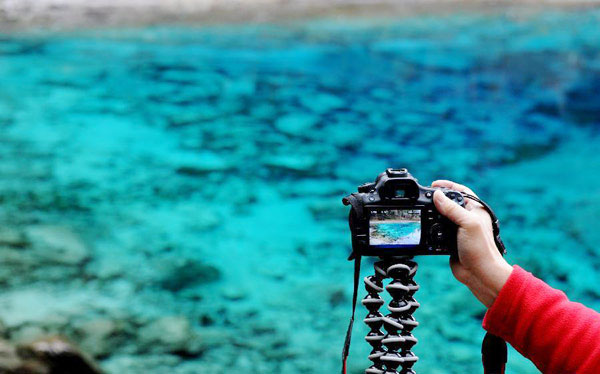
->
433;190;474;227
431;180;478;197
463;199;476;211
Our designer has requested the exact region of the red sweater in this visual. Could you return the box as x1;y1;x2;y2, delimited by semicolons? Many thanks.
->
483;266;600;374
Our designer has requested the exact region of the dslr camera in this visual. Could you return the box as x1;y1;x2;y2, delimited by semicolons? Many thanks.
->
343;168;465;257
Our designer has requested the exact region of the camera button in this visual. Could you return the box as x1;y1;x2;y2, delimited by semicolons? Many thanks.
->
430;223;444;244
425;191;432;198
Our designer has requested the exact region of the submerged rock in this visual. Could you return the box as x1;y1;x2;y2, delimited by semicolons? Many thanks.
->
0;227;28;249
0;225;90;286
263;155;318;174
564;71;600;124
137;316;207;356
0;340;21;373
138;317;191;353
274;113;319;137
299;93;344;114
158;259;221;292
73;319;125;358
173;151;234;175
18;337;101;374
221;287;246;301
24;226;89;266
0;337;101;374
10;325;47;345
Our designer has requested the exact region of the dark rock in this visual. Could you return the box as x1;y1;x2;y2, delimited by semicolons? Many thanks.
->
328;289;346;308
16;336;102;374
158;260;220;292
0;227;28;249
564;71;600;124
221;288;246;301
529;99;561;119
174;152;234;176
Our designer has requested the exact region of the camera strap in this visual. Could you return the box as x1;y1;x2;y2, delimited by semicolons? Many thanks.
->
461;192;508;374
341;253;361;374
482;332;507;374
340;193;364;374
461;193;506;255
342;193;363;261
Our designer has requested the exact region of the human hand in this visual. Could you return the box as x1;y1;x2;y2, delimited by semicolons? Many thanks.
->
432;180;513;308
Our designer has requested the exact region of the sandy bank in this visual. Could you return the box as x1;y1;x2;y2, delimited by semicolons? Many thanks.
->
1;0;599;31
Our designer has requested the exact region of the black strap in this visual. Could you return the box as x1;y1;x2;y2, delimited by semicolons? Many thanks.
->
342;193;363;218
341;254;361;374
342;194;364;261
461;193;506;255
461;193;508;374
482;332;507;374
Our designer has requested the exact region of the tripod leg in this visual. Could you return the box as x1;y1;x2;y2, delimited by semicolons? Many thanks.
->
381;257;420;374
362;260;387;374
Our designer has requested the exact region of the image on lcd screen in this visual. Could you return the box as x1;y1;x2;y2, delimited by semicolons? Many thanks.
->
370;209;421;247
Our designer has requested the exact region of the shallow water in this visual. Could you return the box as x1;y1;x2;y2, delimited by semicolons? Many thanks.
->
371;222;421;245
0;8;599;374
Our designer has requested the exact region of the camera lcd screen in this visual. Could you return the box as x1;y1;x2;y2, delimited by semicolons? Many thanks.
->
369;209;421;247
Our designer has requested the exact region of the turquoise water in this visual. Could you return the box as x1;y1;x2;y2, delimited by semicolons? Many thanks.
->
0;8;600;374
372;222;421;245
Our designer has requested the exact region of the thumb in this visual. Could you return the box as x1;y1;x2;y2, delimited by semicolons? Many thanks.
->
433;190;473;227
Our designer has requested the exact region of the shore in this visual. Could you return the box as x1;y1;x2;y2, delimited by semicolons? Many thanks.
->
1;0;600;31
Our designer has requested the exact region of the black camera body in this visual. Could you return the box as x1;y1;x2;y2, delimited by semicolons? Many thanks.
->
343;168;465;257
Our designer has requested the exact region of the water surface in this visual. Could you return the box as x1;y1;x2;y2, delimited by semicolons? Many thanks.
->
0;9;599;374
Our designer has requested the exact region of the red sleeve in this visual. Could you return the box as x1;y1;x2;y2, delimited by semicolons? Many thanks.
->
483;265;600;374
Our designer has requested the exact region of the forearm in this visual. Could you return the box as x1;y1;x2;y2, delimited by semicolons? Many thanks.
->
483;266;600;374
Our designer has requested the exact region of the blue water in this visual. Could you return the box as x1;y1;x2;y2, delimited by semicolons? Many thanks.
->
372;222;421;245
0;8;599;374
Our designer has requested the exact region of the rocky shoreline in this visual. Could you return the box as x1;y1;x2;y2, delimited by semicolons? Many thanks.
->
0;0;599;31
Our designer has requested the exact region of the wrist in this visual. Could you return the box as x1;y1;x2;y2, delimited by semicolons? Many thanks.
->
469;259;513;308
483;258;513;308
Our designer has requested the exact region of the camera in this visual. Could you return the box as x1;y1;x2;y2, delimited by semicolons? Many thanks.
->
342;168;465;256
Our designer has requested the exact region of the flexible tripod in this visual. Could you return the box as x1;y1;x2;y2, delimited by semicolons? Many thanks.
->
342;181;509;374
363;256;420;374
